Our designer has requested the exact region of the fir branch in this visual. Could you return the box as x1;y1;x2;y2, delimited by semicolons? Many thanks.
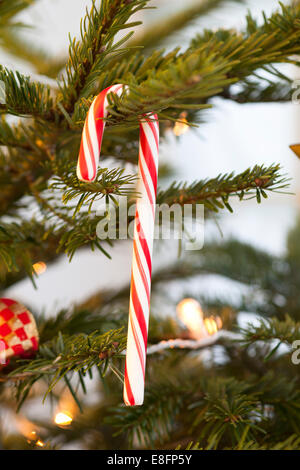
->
51;163;288;216
28;163;286;262
60;0;150;112
108;379;188;447
0;328;127;409
221;64;293;103
157;164;288;212
108;373;265;448
37;307;126;344
180;433;300;450
222;78;292;104
0;202;115;271
0;117;32;150
73;3;300;128
0;219;60;286
0;119;59;217
0;4;297;221
190;4;300;78
233;434;300;450
0;66;53;118
51;162;138;215
0;163;277;275
194;380;265;449
240;315;300;347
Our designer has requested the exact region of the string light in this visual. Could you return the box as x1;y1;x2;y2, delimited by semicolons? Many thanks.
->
54;411;73;426
176;298;222;339
173;112;189;136
204;317;219;336
176;298;206;339
53;389;77;427
35;439;45;447
32;261;47;275
15;416;45;447
15;416;37;440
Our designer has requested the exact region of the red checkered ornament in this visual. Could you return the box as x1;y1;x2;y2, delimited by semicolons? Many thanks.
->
0;298;39;366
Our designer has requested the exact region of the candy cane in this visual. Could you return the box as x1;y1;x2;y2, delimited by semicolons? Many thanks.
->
77;85;159;406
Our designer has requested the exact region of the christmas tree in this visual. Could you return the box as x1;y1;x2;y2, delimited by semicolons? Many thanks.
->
0;0;300;450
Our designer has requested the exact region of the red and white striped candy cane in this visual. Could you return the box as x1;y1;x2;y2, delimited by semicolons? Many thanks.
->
77;85;159;406
77;84;125;181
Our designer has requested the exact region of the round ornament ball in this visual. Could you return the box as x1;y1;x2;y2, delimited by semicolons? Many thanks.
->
0;298;39;366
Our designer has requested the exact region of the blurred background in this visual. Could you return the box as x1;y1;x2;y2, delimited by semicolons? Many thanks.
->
0;0;298;312
1;0;300;448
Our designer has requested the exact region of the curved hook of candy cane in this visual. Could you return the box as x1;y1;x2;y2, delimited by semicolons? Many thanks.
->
77;84;126;182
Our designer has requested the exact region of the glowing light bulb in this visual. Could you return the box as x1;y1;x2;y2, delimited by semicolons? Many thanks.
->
54;389;77;428
176;298;205;340
35;439;45;447
173;112;189;136
54;411;73;426
32;261;47;275
204;317;218;336
177;299;223;339
15;416;46;447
